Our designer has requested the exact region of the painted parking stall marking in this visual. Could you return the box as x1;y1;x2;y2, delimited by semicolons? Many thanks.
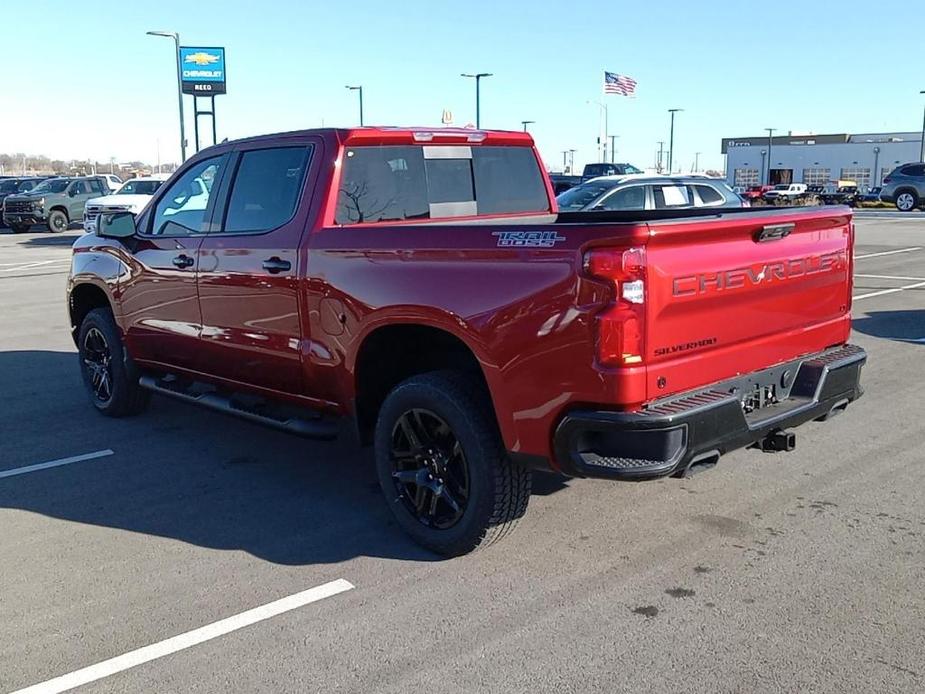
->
854;280;925;301
854;247;922;260
10;579;355;694
0;450;114;479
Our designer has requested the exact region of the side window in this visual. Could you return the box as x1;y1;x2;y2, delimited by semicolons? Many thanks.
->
598;185;646;210
71;181;90;195
88;179;104;194
652;184;693;208
695;185;725;205
901;164;925;177
149;155;225;236
223;146;312;234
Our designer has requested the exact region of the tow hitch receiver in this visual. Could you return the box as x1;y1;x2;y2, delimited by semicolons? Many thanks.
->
758;430;796;453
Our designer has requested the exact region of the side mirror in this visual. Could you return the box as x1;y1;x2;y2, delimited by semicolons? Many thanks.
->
98;211;136;239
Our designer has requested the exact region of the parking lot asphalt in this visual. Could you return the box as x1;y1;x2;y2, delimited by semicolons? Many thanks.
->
1;218;923;694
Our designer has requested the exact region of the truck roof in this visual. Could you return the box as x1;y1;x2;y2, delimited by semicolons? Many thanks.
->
222;127;536;149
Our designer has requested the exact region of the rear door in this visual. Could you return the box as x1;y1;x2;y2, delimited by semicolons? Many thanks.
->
195;137;320;395
643;209;853;400
120;154;229;371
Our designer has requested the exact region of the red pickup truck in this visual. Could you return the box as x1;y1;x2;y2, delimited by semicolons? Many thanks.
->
68;127;866;556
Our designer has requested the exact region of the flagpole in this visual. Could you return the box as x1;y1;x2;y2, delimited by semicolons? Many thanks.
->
599;71;606;162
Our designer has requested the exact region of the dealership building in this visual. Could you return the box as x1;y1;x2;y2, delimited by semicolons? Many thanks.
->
722;131;922;190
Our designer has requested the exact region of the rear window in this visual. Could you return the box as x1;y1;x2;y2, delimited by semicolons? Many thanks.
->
334;145;548;225
694;184;724;205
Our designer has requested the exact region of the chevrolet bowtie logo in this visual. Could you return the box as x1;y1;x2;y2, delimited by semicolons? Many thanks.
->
184;52;220;66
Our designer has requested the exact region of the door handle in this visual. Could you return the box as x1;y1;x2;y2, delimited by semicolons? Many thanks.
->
262;257;291;274
755;223;794;242
172;254;195;269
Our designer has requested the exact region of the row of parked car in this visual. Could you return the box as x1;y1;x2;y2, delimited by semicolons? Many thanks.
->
0;173;169;233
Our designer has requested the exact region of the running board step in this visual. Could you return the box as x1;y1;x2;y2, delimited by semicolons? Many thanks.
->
138;375;338;440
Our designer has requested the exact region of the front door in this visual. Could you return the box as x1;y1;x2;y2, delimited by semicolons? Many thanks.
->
119;154;229;372
196;139;319;395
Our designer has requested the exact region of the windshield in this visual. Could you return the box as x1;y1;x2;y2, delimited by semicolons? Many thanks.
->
621;165;644;174
29;179;69;194
556;181;618;210
0;180;20;194
773;184;790;190
117;180;163;195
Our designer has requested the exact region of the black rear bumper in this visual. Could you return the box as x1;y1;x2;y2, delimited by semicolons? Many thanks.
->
553;344;866;480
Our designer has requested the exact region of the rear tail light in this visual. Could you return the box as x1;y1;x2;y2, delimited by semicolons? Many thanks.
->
584;247;646;366
882;176;891;184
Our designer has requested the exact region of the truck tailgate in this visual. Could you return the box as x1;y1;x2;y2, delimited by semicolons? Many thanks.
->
644;208;853;402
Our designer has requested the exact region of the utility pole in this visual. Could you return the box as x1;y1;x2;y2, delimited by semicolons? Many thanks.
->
667;109;683;173
765;128;776;184
461;73;492;128
656;141;665;173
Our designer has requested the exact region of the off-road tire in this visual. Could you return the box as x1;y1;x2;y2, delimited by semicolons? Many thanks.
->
47;209;69;233
77;307;149;417
374;370;531;556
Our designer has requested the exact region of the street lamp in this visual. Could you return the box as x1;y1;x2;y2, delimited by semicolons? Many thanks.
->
461;73;492;128
667;108;683;173
521;120;535;132
919;91;925;163
146;30;186;163
345;85;364;126
765;128;776;184
873;146;881;188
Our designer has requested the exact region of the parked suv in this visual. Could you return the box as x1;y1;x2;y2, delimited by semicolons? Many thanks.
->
880;163;925;211
2;176;107;232
556;175;745;212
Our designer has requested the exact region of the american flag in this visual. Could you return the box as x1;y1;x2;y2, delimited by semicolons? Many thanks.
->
604;71;637;96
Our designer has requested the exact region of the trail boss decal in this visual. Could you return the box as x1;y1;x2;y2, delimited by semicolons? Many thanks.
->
493;231;566;248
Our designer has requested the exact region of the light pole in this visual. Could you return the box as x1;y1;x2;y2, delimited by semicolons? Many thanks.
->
656;141;665;173
760;150;767;185
765;128;776;185
693;152;701;172
521;120;535;132
919;91;925;162
568;149;576;174
147;30;186;163
588;100;609;162
609;135;619;163
461;73;492;128
345;85;364;126
667;109;683;173
873;146;881;188
561;150;568;171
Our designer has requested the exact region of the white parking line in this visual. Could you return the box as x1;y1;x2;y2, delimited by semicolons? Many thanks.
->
11;579;355;694
0;259;71;273
855;274;925;281
854;280;925;301
0;450;114;479
854;247;922;260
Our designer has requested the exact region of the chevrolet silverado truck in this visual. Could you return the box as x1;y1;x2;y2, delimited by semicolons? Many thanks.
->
67;127;866;556
4;176;107;232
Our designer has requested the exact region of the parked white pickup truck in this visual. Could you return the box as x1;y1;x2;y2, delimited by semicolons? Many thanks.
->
83;174;170;233
762;183;808;203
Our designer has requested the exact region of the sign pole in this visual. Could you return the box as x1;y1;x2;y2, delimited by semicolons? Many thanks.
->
193;96;201;153
211;95;217;145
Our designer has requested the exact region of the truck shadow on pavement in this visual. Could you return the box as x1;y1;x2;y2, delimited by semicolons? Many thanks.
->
0;350;567;565
18;232;82;246
853;310;925;345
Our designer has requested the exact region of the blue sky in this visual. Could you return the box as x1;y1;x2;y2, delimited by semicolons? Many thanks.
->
3;0;922;172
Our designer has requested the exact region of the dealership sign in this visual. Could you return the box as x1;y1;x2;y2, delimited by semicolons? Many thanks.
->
180;47;226;95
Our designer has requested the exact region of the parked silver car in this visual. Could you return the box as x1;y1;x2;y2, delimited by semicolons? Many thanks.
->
879;163;925;212
556;175;746;212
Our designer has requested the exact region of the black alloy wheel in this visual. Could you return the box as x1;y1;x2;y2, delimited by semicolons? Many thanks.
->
389;408;470;529
82;327;113;405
